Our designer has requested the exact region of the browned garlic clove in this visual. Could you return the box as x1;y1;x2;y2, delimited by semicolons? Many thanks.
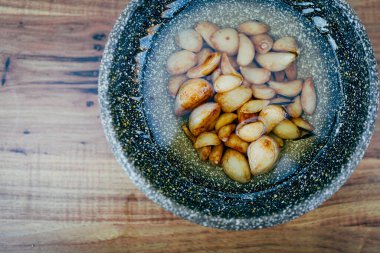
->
197;48;213;65
215;113;238;131
218;124;237;142
224;134;249;154
194;132;222;149
209;144;224;166
259;105;286;133
175;79;213;116
189;103;221;136
215;87;253;112
187;52;222;78
240;100;271;114
248;135;280;175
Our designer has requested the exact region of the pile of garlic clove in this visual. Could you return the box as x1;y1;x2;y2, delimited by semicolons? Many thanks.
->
167;20;317;184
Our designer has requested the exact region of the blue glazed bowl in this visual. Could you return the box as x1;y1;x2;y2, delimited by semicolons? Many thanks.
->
99;0;378;230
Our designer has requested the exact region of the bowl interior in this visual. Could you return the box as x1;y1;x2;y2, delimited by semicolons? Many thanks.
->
143;0;341;193
100;0;378;229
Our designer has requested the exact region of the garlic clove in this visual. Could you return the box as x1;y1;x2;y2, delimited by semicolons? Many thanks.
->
176;29;203;53
256;52;296;72
175;79;213;116
187;52;222;78
167;50;197;75
189;103;221;136
237;33;255;66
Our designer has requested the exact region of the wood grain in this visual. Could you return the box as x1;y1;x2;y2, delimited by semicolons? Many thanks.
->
0;1;379;252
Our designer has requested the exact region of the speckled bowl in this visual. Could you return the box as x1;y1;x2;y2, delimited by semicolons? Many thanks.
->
99;0;378;230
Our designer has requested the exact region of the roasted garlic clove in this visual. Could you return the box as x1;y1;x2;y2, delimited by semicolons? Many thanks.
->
237;107;258;124
168;75;188;97
222;149;251;183
175;79;213;116
286;96;303;118
194;132;222;148
259;105;286;133
251;85;277;100
292;117;315;132
189;103;221;136
194;21;219;49
256;52;296;72
215;113;238;131
240;100;271;114
176;29;203;53
238;21;270;36
225;134;249;154
273;119;301;140
248;135;280;175
273;36;300;55
187;52;222;78
214;74;243;93
182;124;197;143
268;80;303;98
237;33;255;66
209;144;224;166
251;34;274;54
198;146;212;161
236;121;266;142
240;67;271;85
301;77;317;115
215;87;252;112
211;28;239;56
197;48;213;65
218;124;237;142
167;50;197;75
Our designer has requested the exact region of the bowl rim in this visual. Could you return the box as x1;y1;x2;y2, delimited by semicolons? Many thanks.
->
99;0;379;230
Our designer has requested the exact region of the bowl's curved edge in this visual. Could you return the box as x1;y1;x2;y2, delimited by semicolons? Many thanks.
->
99;0;379;230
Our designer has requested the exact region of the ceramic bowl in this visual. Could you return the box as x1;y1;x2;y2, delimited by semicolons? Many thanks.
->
99;0;378;230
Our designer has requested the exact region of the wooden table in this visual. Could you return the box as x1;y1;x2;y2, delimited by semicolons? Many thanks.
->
0;1;379;252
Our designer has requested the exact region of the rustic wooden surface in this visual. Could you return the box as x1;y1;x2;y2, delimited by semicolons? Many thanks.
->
0;0;379;252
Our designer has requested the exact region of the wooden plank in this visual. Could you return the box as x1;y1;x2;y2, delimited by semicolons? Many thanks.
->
0;0;379;252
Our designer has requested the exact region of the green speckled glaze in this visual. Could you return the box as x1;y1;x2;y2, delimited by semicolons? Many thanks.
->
99;0;379;230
